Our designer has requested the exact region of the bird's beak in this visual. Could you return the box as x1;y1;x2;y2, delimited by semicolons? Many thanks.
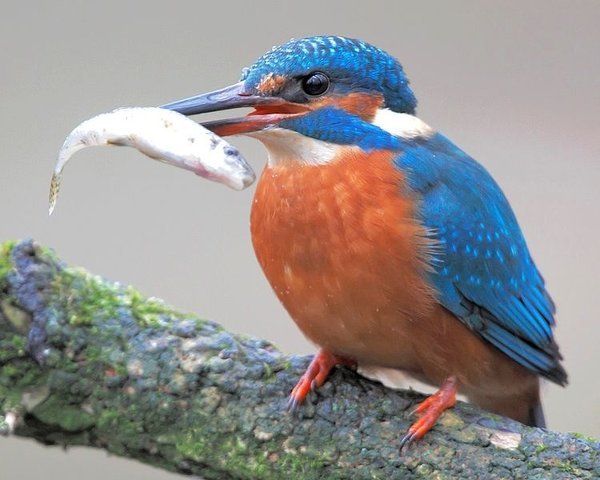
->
160;81;308;136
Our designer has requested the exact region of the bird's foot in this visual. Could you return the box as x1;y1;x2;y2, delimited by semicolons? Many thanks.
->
400;375;458;450
287;350;355;411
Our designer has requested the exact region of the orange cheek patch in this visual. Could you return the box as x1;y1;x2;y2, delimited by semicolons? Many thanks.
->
256;73;287;95
312;93;384;121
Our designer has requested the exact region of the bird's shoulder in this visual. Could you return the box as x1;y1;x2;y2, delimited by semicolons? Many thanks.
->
374;113;566;384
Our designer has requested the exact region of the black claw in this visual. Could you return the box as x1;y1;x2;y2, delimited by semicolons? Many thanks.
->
399;431;416;451
287;395;300;413
407;405;419;418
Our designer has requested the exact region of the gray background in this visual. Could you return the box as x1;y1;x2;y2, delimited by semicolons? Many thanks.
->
1;1;598;478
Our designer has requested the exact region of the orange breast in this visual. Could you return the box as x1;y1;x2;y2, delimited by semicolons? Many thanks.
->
251;149;540;414
251;149;437;372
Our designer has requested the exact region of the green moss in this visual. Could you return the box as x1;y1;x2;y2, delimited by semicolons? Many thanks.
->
0;241;16;281
0;364;48;413
127;287;171;328
0;392;23;414
175;427;343;480
0;360;45;393
175;432;209;463
126;286;206;330
78;343;105;365
96;409;120;428
0;334;27;362
571;431;598;443
112;363;128;377
262;362;274;380
0;300;32;334
9;335;26;352
450;426;478;444
52;267;122;326
534;444;547;454
97;409;144;437
34;243;63;265
0;360;31;410
276;452;335;479
555;461;576;474
38;251;205;334
32;396;95;431
1;364;21;378
281;359;292;371
53;265;182;328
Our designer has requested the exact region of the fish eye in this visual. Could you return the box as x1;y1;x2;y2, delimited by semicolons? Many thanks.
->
301;72;330;96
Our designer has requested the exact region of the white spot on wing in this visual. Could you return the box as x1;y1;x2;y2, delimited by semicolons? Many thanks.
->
372;108;434;139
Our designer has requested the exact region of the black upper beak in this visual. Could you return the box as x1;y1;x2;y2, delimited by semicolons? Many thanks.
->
159;81;310;137
160;81;279;116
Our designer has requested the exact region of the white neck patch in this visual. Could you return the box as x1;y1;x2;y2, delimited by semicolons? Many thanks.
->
372;108;434;139
248;109;434;167
249;128;351;167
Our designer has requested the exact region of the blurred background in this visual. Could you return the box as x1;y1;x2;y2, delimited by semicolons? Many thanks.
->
1;1;598;478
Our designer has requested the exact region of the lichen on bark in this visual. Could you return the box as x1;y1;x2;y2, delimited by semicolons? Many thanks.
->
0;239;598;479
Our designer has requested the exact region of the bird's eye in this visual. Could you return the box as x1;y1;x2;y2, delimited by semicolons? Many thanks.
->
301;72;330;96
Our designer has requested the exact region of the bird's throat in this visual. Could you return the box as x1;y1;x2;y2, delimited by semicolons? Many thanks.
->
249;128;355;167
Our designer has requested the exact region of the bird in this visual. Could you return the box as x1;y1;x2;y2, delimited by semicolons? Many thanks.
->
161;35;567;447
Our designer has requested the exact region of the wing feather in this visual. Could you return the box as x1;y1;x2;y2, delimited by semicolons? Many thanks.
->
393;132;567;385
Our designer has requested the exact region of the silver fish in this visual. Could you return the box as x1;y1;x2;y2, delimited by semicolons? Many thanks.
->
49;107;255;215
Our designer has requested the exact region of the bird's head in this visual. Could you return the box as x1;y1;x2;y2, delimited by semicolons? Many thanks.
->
162;36;420;164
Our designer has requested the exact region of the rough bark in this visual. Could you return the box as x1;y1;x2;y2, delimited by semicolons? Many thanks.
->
0;239;597;479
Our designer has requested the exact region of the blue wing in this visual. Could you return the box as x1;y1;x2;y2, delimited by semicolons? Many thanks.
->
394;133;567;385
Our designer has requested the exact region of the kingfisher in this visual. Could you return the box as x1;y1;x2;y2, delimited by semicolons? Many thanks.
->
161;36;567;446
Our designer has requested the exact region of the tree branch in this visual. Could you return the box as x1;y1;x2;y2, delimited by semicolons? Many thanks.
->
0;240;597;479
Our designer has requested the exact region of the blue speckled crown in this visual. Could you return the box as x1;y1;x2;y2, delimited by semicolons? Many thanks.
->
241;36;417;114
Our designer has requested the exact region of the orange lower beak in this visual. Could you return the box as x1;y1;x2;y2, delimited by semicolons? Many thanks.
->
160;82;308;136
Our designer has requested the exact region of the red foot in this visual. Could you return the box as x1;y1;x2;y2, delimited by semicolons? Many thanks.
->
400;375;458;450
288;350;355;411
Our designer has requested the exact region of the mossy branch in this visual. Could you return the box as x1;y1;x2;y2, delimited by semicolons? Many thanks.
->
0;240;597;479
